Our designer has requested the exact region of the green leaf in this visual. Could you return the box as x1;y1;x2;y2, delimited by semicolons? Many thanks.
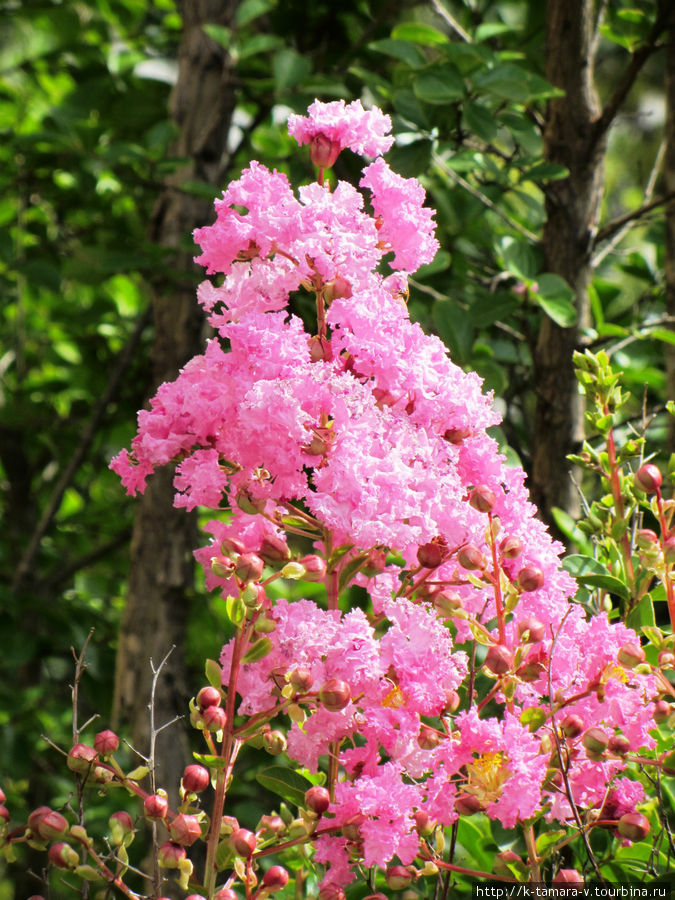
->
235;34;283;61
626;593;655;630
463;101;498;142
256;766;314;807
534;274;577;327
226;595;246;627
193;752;226;769
216;838;235;870
432;300;473;365
369;39;427;68
387;139;432;177
563;554;606;577
126;765;150;781
242;637;273;663
236;0;276;27
392;22;449;45
521;162;569;182
575;573;630;601
500;237;538;280
475;22;514;42
535;829;566;859
651;328;675;346
205;658;223;689
202;24;232;48
273;48;311;92
520;707;546;732
414;67;464;104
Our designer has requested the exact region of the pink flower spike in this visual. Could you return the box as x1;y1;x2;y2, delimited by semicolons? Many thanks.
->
288;99;394;163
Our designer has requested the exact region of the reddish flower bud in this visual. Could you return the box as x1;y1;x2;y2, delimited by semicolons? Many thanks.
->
517;616;546;643
93;729;119;756
260;534;291;564
109;810;134;844
214;890;239;900
259;814;286;835
310;133;341;170
319;677;351;711
202;705;227;731
158;840;187;868
0;806;9;824
263;730;287;756
636;528;659;549
442;689;461;714
499;535;523;559
308;335;333;362
66;743;98;775
319;885;346;900
182;764;210;794
186;895;207;900
263;865;290;891
385;865;413;890
443;426;471;444
417;541;445;569
221;536;245;556
305;785;331;815
517;565;544;592
457;544;486;571
417;725;442;750
582;726;609;755
413;809;432;835
664;537;675;565
454;793;484;815
211;555;234;578
236;489;266;515
553;870;584;886
658;651;675;669
197;685;222;710
617;812;650;841
290;667;314;693
484;644;513;675
0;788;5;804
234;552;264;583
169;813;202;846
433;590;464;617
48;841;78;869
560;713;584;738
634;464;662;493
232;827;257;857
469;484;496;513
28;807;68;841
299;554;327;582
362;548;387;576
516;645;547;683
144;793;169;820
653;699;671;724
617;642;645;668
608;734;630;755
323;275;352;302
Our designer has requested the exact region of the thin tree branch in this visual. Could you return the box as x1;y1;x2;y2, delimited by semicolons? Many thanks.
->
430;0;471;43
41;529;132;591
595;190;673;245
11;308;150;595
591;8;669;148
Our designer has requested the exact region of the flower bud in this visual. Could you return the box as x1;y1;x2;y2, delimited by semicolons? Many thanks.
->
28;807;68;841
281;561;306;579
323;275;352;302
417;541;445;569
319;678;351;711
417;725;442;750
0;806;9;825
658;651;675;669
197;686;222;710
517;616;546;643
202;705;227;731
385;865;413;890
263;730;287;756
0;788;5;804
236;490;266;515
260;534;291;564
484;644;513;676
442;689;460;714
499;535;523;559
362;548;387;576
454;793;484;815
494;850;524;877
215;890;239;900
169;813;202;846
319;885;346;900
186;895;207;900
158;840;187;868
221;536;245;556
259;814;285;835
582;726;609;755
414;809;434;836
219;815;240;836
93;729;119;756
433;590;464;617
553;870;584;886
617;642;645;668
608;734;630;756
634;464;662;493
211;555;234;578
310;133;340;170
290;667;314;693
617;812;650;841
48;841;79;869
109;810;134;844
263;865;290;891
182;765;210;794
308;335;333;362
457;544;486;571
517;565;544;592
469;484;496;514
67;743;98;775
232;827;257;857
560;713;584;738
653;699;671;724
516;645;547;683
299;554;327;582
144;793;169;820
636;529;659;549
305;785;331;815
234;552;264;583
664;537;675;565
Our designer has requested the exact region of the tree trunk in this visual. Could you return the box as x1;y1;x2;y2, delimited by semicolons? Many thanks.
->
531;0;604;530
113;0;237;796
666;9;675;456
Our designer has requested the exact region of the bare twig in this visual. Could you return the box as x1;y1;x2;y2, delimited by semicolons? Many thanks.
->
148;645;177;896
430;0;471;42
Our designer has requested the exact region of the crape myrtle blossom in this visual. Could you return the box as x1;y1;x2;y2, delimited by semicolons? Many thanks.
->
111;99;659;889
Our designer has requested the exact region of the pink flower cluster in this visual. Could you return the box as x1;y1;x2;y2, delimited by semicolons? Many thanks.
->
112;100;659;889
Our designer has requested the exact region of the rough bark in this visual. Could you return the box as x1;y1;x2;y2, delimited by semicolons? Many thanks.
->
531;0;604;528
113;0;237;796
666;9;675;456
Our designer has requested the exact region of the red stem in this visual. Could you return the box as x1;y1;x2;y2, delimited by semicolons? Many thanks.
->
605;416;636;584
